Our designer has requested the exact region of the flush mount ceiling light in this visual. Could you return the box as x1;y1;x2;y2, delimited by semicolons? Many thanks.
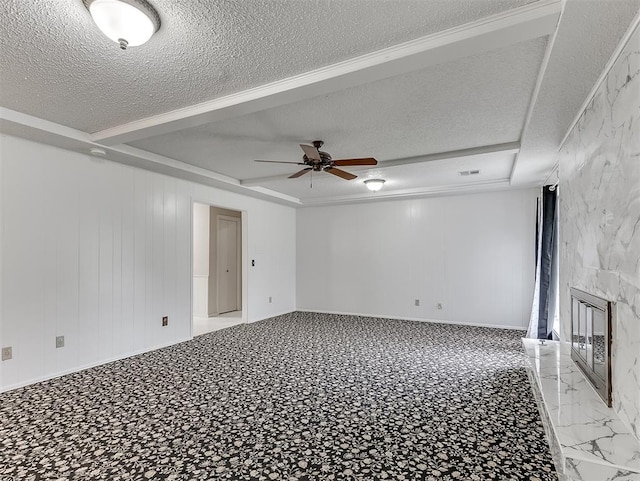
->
364;179;386;192
84;0;161;50
89;147;107;157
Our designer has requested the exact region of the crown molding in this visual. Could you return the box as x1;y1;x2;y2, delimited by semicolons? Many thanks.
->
298;179;539;207
558;11;640;151
240;142;520;187
91;0;562;146
0;108;303;207
509;0;564;184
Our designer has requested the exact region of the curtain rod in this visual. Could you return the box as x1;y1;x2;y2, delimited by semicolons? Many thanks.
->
543;163;559;187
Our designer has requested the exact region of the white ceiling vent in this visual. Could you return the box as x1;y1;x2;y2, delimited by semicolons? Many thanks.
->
458;169;480;176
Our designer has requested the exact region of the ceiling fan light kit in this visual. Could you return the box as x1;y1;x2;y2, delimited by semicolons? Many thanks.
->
83;0;161;50
364;179;386;192
254;141;378;183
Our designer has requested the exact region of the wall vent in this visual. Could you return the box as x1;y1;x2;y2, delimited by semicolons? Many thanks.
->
458;169;480;176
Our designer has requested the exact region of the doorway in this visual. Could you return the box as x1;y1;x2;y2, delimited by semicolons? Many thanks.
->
192;203;244;336
217;215;241;314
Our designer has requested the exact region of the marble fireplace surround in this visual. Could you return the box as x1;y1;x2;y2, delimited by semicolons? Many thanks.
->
558;15;640;440
523;338;640;481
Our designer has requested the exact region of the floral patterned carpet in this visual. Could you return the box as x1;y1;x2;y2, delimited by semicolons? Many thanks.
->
0;312;556;480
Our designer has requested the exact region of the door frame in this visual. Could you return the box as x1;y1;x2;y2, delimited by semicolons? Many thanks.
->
190;199;248;339
216;214;241;315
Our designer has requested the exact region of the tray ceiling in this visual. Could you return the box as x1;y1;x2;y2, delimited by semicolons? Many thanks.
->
130;37;546;186
0;0;533;133
1;0;638;206
255;151;517;205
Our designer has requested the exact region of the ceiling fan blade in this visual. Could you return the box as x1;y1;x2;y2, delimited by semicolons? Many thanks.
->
325;167;357;180
300;144;321;161
288;168;312;178
333;157;378;166
254;160;305;165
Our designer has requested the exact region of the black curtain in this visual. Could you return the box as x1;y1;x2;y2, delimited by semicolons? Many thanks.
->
536;186;558;339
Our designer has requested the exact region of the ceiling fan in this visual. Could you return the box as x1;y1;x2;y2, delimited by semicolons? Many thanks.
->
254;141;377;180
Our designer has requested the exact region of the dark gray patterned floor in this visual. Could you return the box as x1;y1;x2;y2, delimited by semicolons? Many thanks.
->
0;312;556;480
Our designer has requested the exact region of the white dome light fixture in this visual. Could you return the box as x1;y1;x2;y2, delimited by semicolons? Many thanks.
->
84;0;161;50
364;179;386;192
89;147;107;157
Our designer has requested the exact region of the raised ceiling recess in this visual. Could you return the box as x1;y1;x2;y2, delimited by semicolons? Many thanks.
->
1;0;638;206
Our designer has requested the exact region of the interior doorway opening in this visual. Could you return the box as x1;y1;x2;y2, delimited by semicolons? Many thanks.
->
192;202;244;336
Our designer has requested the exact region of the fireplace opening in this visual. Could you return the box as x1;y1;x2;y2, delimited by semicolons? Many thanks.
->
570;287;613;407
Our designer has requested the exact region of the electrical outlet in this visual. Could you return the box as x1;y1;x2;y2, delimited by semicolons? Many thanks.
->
162;316;168;326
415;299;420;307
268;296;272;303
437;303;443;310
56;336;65;348
2;347;12;361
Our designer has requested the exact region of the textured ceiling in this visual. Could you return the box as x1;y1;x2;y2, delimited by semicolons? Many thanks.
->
130;37;547;182
511;0;640;184
255;151;515;204
0;0;531;133
1;0;638;205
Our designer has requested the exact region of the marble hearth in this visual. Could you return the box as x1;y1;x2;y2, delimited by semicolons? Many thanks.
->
523;338;640;481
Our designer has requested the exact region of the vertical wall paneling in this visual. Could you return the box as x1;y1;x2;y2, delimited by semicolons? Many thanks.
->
0;138;4;388
191;202;210;318
176;188;191;339
98;162;114;360
42;156;58;376
77;160;100;368
520;193;536;324
3;146;43;383
111;166;123;358
297;190;537;328
145;171;155;350
57;167;79;373
0;135;296;390
241;211;249;320
120;171;135;356
151;175;162;346
0;137;4;387
163;176;177;340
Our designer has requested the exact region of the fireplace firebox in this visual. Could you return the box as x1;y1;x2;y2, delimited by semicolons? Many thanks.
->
570;287;613;407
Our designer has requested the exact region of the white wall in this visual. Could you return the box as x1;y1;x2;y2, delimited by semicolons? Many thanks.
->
0;134;296;390
297;189;537;328
192;202;210;317
193;202;210;277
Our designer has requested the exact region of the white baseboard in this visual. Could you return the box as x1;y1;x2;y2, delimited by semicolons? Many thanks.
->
295;308;526;331
2;310;524;392
0;337;192;393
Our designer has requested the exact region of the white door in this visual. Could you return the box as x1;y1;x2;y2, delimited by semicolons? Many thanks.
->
217;217;238;314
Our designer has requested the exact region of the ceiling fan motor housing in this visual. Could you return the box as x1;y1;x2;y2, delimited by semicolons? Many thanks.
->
303;151;332;168
254;140;377;180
